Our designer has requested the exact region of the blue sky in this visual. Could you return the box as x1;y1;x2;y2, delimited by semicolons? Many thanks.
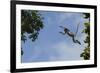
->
22;10;88;63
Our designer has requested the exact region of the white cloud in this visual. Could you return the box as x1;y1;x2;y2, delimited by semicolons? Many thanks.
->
26;40;85;62
49;41;83;61
56;13;75;25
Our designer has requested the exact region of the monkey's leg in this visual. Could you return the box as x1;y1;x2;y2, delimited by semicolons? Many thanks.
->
72;36;76;43
76;40;81;45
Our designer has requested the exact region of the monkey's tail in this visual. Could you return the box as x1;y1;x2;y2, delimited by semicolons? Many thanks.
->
75;23;80;37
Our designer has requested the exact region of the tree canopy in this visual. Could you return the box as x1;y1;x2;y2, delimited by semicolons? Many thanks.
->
80;13;90;60
21;10;44;42
21;10;44;55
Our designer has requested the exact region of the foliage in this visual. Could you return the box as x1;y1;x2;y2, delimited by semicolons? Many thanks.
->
80;13;90;60
83;13;90;19
21;10;44;55
21;10;44;42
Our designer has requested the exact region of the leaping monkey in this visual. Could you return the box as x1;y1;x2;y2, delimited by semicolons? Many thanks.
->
59;25;81;45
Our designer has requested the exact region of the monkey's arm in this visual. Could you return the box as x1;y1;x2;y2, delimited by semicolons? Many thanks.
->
59;26;69;31
59;31;66;35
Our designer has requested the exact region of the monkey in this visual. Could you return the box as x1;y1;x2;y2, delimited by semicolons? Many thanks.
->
21;48;23;55
59;26;81;45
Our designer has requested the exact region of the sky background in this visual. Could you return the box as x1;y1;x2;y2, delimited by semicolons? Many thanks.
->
22;10;89;63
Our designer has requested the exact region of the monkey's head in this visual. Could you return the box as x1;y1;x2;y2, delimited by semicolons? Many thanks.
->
59;26;69;32
64;28;69;33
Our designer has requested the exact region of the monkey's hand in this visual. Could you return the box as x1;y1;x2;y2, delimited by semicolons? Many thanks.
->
59;26;64;28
